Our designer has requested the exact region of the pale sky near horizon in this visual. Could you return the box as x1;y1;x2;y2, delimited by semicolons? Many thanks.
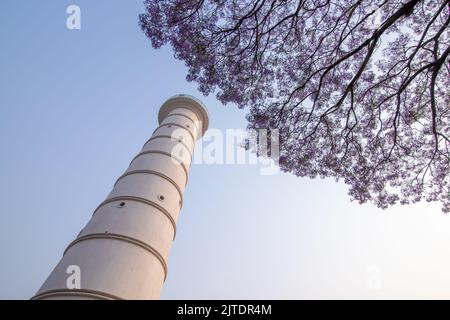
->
1;0;450;300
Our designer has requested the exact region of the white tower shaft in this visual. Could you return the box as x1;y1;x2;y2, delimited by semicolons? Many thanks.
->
33;95;209;300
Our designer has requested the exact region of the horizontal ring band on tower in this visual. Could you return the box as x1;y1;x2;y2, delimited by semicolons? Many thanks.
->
130;150;189;182
114;169;184;206
92;195;178;239
160;105;205;131
64;232;168;280
164;113;199;130
31;288;124;300
143;135;194;158
152;123;196;143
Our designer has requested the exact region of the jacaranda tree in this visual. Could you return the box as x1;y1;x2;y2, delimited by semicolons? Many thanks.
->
140;0;450;212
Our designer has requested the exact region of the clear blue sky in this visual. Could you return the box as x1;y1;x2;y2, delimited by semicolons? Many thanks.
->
1;0;449;299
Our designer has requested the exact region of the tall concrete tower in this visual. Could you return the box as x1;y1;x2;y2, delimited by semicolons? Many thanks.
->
32;95;209;300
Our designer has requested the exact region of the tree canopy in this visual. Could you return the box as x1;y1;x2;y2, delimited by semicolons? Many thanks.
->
140;0;450;212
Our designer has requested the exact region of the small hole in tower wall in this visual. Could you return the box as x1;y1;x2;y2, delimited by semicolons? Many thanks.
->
118;201;126;208
158;195;165;201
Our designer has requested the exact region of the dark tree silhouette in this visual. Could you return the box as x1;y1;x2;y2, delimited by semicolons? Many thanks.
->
140;0;450;212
